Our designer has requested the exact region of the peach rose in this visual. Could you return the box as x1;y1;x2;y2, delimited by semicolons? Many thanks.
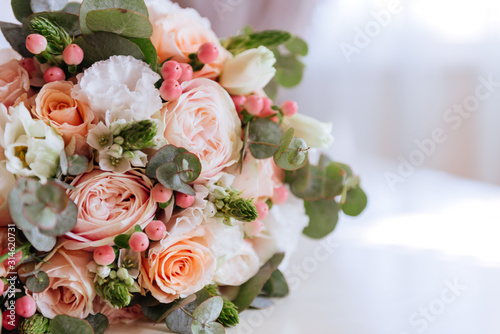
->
228;154;284;200
161;78;242;180
140;227;215;303
64;169;157;250
148;1;229;79
33;81;96;155
94;297;145;324
0;59;30;108
30;248;96;319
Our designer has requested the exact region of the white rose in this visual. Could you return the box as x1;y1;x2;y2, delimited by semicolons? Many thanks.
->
219;46;276;96
0;162;15;226
214;240;260;286
0;103;64;183
281;113;334;149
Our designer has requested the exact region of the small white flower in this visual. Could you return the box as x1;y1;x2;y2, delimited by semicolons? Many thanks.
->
98;149;131;173
87;122;113;151
128;150;148;167
97;265;111;278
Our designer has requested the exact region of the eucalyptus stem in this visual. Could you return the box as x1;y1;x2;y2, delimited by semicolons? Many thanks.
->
180;307;194;318
0;242;31;263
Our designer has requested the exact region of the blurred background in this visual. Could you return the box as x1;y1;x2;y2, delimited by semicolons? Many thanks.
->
2;1;500;333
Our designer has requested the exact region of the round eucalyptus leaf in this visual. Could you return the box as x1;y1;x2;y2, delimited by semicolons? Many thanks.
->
67;155;89;176
49;315;94;334
303;199;340;239
192;296;223;324
146;145;187;179
86;8;153;39
174;152;201;184
156;162;183;190
26;271;50;293
22;227;57;252
342;186;368;217
248;118;282;159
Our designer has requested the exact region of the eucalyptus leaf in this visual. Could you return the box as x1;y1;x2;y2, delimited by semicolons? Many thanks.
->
260;269;289;298
74;32;146;67
36;182;68;211
0;22;31;57
61;2;81;14
263;77;279;100
26;271;50;293
273;128;294;160
79;0;149;35
50;315;94;334
192;320;225;334
156;162;182;190
174;152;201;184
232;253;284;311
275;54;305;88
192;296;223;324
285;161;310;194
67;155;88;176
41;199;78;236
248;118;282;159
23;12;81;37
322;163;346;199
31;0;68;12
342;186;368;217
114;234;131;248
289;165;323;201
85;313;109;334
22;228;57;252
86;8;152;38
303;199;340;239
166;290;212;334
274;137;308;171
11;0;33;23
146;145;187;179
23;205;57;230
128;37;158;71
141;294;197;324
285;36;309;56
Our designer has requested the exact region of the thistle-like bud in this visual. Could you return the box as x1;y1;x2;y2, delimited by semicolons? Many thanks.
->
221;197;258;222
120;120;157;151
102;280;132;308
204;284;240;327
18;314;50;334
30;17;71;55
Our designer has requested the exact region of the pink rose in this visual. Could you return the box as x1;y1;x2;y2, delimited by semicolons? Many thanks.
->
30;248;96;319
148;2;229;79
228;154;284;200
0;59;30;108
94;297;145;324
161;78;242;180
140;227;215;303
64;169;157;250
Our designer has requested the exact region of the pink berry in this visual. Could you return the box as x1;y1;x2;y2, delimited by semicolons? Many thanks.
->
244;220;264;238
129;232;150;252
19;58;35;74
175;192;195;208
197;42;219;64
244;95;264;116
281;100;298;117
2;248;22;267
43;67;65;83
160;79;182;101
25;34;47;55
254;201;269;219
15;295;36;318
272;186;289;205
62;44;84;65
145;220;166;241
161;60;182;81
2;310;19;330
93;245;115;266
232;95;246;113
152;183;173;203
178;63;193;83
260;97;275;117
0;280;3;293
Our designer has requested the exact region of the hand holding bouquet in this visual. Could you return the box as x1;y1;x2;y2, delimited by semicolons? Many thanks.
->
0;0;367;333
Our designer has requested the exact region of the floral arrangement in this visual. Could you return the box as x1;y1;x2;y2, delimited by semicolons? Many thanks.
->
0;0;367;333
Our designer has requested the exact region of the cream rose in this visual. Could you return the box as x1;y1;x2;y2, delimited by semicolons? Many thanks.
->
33;81;96;155
0;59;30;108
228;154;284;200
0;163;15;226
219;46;277;95
140;227;215;303
64;169;157;250
30;248;96;319
148;0;228;79
161;78;242;180
214;240;260;286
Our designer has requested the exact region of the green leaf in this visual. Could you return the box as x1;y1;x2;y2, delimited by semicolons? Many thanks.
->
275;54;305;88
31;0;68;12
0;22;31;57
22;228;56;252
86;8;152;38
85;313;109;334
36;182;68;211
144;294;196;324
232;253;285;311
342;186;367;217
74;32;146;67
41;199;78;236
60;2;81;14
50;315;94;334
146;145;187;179
79;0;149;35
67;155;88;176
263;77;279;100
274;128;293;160
289;165;323;201
24;205;57;230
241;30;291;50
193;297;223;324
166;290;212;334
174;152;201;184
26;271;50;293
285;36;308;56
114;234;131;248
191;320;225;334
11;0;33;23
128;37;158;71
248;118;282;159
322;163;346;199
285;161;310;194
274;136;308;171
260;269;289;298
23;12;81;37
303;199;340;239
156;162;182;189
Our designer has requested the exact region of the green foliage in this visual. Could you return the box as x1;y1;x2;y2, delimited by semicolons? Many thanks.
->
85;313;109;334
223;29;291;55
247;118;282;159
49;315;94;334
86;8;153;39
11;0;33;23
165;289;212;334
18;313;50;334
128;37;158;71
120;120;157;151
204;284;239;327
0;22;31;57
102;280;132;308
26;271;50;293
285;35;309;56
218;196;257;223
342;186;368;217
232;253;284;312
66;155;89;176
260;269;289;298
303;199;340;239
274;53;305;88
273;128;308;171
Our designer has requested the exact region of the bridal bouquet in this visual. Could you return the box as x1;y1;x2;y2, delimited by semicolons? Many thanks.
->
0;0;367;333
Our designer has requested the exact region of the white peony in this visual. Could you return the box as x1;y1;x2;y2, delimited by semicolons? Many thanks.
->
0;103;64;183
214;239;260;286
219;46;277;95
72;56;162;121
281;113;334;149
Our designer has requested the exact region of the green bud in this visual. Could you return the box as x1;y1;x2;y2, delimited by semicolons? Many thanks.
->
213;187;228;200
30;17;71;55
117;267;129;281
102;280;132;308
221;197;258;222
120;120;157;151
204;284;240;327
110;122;123;136
18;314;51;334
124;276;134;287
114;136;125;145
109;270;117;279
128;281;141;293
